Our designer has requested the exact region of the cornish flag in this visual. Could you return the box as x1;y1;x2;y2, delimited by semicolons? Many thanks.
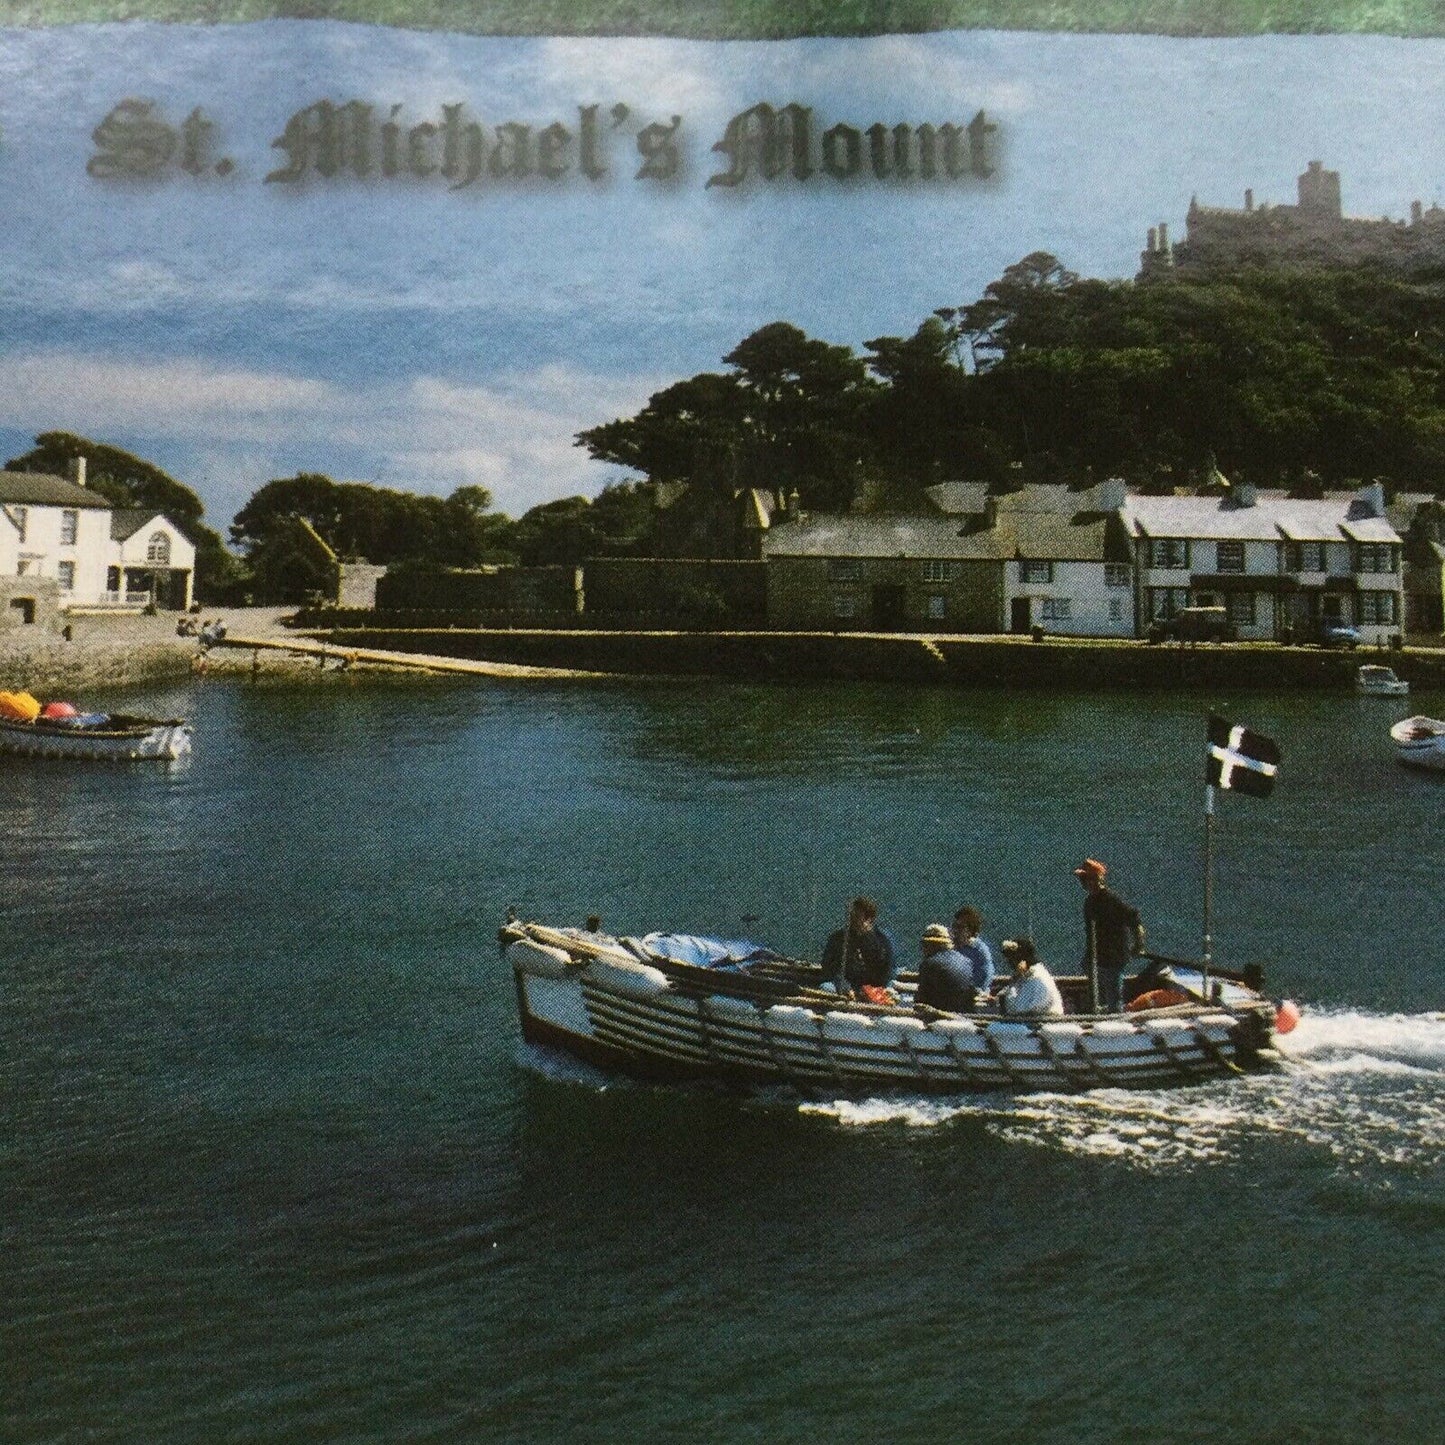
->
1207;715;1281;796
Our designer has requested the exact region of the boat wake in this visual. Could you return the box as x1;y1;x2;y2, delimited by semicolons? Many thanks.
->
518;1010;1445;1176
807;1009;1445;1176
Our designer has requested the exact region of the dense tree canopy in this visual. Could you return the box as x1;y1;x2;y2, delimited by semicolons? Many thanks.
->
230;475;516;568
579;321;879;513
578;261;1445;509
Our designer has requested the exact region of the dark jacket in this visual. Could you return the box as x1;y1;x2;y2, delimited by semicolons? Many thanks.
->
821;924;896;992
916;945;978;1012
1083;886;1142;971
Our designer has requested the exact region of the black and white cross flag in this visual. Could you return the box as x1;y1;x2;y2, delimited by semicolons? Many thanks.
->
1207;715;1281;796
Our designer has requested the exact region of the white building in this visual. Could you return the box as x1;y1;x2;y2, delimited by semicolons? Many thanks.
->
0;461;196;611
1122;481;1403;644
994;481;1135;637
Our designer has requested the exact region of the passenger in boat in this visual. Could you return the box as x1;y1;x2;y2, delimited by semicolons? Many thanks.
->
915;924;979;1012
998;938;1065;1017
1074;858;1146;1012
820;896;896;999
949;906;995;993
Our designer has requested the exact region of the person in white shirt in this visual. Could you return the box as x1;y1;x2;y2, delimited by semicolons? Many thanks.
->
998;938;1065;1017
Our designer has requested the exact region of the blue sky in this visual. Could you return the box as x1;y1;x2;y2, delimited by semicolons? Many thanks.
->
0;23;1442;528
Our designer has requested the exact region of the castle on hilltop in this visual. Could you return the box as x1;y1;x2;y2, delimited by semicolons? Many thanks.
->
1139;161;1445;278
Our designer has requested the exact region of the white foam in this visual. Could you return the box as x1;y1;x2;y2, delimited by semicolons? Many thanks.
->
1280;1009;1445;1071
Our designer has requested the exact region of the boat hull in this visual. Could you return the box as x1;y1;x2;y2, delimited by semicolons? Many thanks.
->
0;717;192;761
1391;716;1445;771
508;934;1276;1095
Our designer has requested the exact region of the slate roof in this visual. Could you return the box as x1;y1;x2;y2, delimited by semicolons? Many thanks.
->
923;481;990;516
0;470;111;508
111;508;161;542
1123;494;1399;545
762;506;1116;563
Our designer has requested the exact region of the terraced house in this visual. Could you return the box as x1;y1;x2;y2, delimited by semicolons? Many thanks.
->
761;481;1136;636
1122;482;1404;644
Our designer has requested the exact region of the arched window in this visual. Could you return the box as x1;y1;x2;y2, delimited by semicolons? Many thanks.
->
146;531;171;564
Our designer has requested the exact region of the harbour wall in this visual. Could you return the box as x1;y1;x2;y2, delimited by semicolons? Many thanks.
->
317;626;1443;689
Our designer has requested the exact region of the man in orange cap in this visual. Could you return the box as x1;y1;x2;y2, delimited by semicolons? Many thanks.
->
1075;858;1145;1012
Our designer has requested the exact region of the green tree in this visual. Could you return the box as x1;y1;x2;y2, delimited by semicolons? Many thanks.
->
578;322;877;518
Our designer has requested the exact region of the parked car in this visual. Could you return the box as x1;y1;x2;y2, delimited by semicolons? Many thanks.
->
1147;606;1237;644
1318;619;1361;649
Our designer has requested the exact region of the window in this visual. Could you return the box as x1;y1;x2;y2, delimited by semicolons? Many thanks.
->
11;506;26;543
1108;597;1125;622
1355;543;1396;574
16;560;29;576
1150;538;1189;570
926;594;946;620
1041;597;1072;622
1216;541;1245;574
60;509;78;545
1290;541;1325;572
56;560;75;591
921;560;957;584
1019;559;1053;584
146;531;171;564
832;593;857;619
1359;591;1399;624
1149;587;1190;620
1226;593;1256;625
1104;563;1131;588
828;559;863;583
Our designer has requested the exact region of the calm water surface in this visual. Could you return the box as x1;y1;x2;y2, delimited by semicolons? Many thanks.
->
2;674;1442;1443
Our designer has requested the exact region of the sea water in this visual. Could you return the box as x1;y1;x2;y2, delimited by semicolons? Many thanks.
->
1;675;1441;1443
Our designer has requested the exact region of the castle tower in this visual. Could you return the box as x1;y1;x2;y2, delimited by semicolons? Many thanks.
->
1297;160;1342;219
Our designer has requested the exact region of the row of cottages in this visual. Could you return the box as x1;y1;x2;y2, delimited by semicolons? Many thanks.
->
763;481;1136;635
0;460;197;621
1123;482;1403;643
761;479;1407;642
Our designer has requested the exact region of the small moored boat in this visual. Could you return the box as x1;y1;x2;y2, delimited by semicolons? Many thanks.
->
501;920;1291;1094
0;704;192;761
1391;714;1445;771
1356;664;1409;697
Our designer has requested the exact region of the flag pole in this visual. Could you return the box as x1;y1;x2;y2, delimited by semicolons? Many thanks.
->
1202;781;1215;1000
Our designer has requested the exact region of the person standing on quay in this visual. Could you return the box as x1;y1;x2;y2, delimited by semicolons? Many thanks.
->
1075;858;1146;1013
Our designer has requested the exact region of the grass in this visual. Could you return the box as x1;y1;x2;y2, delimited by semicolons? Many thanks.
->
5;1;1445;38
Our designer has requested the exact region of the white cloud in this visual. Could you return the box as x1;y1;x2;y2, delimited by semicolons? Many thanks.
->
0;350;664;523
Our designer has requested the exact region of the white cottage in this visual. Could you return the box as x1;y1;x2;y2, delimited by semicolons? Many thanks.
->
1122;482;1403;644
0;462;196;611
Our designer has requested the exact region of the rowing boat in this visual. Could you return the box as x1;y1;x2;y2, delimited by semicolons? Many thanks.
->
0;712;193;761
501;921;1290;1094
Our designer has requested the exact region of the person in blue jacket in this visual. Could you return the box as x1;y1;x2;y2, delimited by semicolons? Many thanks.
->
820;896;896;998
950;905;996;994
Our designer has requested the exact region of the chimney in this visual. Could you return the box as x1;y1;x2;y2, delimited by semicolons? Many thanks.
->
1354;480;1385;517
1413;200;1423;224
1099;477;1127;511
1158;222;1169;250
1147;226;1157;252
69;456;86;488
1245;188;1253;212
1235;481;1258;508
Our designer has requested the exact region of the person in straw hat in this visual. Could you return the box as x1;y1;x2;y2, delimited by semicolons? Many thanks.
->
915;922;981;1013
